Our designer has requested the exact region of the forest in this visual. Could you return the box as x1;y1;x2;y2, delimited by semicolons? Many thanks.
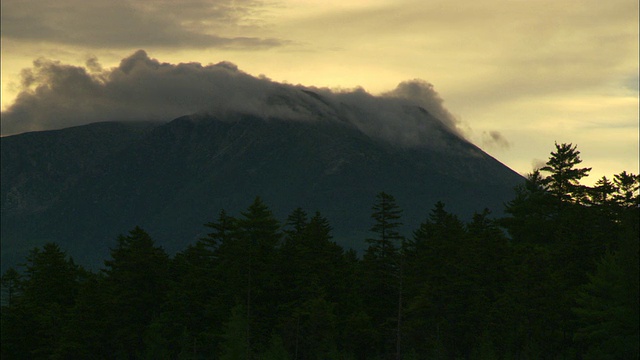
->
1;143;638;360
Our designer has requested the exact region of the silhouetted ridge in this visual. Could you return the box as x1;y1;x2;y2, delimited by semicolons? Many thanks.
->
1;112;522;269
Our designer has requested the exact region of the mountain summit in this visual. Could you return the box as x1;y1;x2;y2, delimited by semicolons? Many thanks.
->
1;88;523;269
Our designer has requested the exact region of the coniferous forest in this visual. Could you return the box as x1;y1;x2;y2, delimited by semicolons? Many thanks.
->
1;143;638;360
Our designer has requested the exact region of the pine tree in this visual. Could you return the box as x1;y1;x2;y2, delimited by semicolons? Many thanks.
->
539;142;591;202
589;176;616;206
613;171;639;208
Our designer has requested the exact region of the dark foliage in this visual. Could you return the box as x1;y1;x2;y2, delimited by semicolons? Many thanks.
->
2;144;638;359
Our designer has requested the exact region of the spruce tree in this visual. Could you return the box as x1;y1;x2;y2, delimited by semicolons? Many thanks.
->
236;197;282;357
405;202;466;358
1;243;82;359
361;192;404;358
102;227;170;359
366;192;403;259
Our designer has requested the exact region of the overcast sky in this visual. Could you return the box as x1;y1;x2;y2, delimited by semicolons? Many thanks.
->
1;0;638;183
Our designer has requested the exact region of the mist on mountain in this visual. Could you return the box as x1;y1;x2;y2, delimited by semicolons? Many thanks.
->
2;50;462;149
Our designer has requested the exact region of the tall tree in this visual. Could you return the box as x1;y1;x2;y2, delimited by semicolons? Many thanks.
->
589;176;616;206
202;209;238;252
366;192;404;259
613;171;640;208
404;202;467;358
103;227;170;359
501;170;558;244
1;243;82;359
277;210;350;358
462;210;511;355
361;192;404;358
539;142;591;202
235;197;282;357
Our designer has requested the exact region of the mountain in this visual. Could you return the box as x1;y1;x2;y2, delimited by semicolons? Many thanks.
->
1;91;523;270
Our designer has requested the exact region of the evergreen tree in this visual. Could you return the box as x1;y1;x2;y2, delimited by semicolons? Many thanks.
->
102;227;170;359
501;170;558;245
500;143;638;357
1;243;82;359
23;243;80;308
205;209;244;311
404;202;467;358
57;271;112;359
277;210;351;358
202;209;238;252
361;192;404;358
279;207;310;316
462;210;510;356
573;250;639;359
539;142;591;202
219;303;250;360
235;197;283;357
162;208;242;356
0;144;633;359
613;171;640;208
366;192;404;258
1;267;21;307
589;176;616;206
283;207;309;240
295;296;339;359
162;242;221;357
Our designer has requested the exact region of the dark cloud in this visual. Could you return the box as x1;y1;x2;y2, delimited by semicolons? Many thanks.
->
482;130;511;150
383;79;459;133
1;0;283;49
1;50;464;148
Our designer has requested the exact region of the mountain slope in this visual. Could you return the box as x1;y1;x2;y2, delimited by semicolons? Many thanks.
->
1;103;523;269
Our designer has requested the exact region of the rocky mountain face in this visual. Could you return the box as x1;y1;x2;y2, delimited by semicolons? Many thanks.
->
1;96;523;269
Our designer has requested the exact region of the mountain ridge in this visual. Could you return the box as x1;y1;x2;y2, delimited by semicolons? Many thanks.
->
1;105;523;270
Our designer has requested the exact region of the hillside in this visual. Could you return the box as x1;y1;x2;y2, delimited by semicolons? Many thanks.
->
1;98;523;269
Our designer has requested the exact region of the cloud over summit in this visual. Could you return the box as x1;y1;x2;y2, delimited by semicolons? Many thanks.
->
1;51;462;147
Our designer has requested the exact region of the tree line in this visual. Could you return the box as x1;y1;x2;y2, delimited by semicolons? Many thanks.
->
1;143;638;359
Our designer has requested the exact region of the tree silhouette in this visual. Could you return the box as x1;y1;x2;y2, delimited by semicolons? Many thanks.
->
102;227;170;359
539;142;591;202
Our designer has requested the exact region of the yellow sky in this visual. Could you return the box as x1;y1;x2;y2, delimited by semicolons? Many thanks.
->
1;0;638;183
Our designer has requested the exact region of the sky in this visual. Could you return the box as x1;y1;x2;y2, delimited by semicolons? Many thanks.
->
1;0;638;184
